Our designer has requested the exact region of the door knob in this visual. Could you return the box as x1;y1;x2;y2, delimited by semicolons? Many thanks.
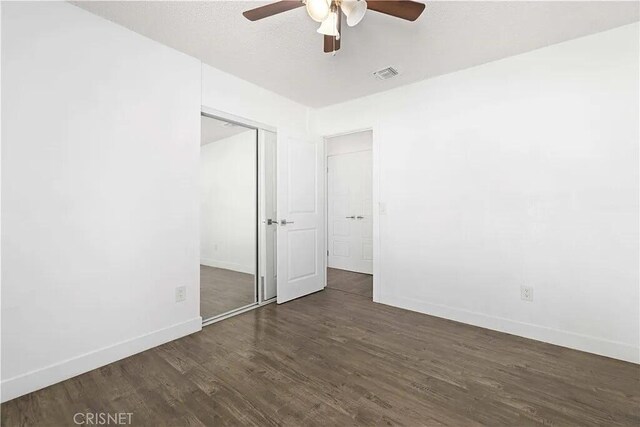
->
345;216;355;219
356;216;364;219
280;219;294;225
264;218;277;225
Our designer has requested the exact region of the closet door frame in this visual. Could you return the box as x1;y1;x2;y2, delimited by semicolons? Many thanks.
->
201;106;277;327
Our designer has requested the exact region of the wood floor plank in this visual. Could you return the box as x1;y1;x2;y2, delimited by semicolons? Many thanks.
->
326;268;373;298
200;265;255;319
2;269;638;426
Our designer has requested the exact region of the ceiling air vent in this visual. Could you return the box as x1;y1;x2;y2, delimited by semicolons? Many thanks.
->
373;67;399;80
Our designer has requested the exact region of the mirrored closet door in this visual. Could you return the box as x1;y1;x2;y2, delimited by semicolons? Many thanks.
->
200;115;258;320
200;114;278;323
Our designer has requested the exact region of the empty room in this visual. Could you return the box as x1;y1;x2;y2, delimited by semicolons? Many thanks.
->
1;1;638;425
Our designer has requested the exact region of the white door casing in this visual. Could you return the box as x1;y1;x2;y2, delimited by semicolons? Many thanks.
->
276;134;325;303
327;150;373;274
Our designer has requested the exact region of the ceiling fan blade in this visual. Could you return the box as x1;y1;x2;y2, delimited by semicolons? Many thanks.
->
243;1;303;21
367;0;425;21
323;8;342;53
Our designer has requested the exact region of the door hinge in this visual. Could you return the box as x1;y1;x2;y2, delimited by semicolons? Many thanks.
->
327;250;329;256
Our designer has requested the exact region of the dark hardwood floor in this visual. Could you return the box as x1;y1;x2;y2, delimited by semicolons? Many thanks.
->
2;275;639;426
327;267;373;298
200;265;255;319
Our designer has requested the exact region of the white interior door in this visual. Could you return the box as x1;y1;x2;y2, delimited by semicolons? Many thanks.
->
328;150;373;274
277;134;325;303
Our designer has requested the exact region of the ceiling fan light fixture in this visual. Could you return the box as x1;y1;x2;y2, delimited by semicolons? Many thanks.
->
317;11;340;39
242;0;426;54
306;0;331;22
341;0;367;27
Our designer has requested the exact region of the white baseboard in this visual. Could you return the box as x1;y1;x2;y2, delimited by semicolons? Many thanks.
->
379;293;639;364
1;317;202;403
200;258;253;275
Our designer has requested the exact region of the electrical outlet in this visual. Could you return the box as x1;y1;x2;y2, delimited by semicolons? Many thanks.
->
175;286;186;302
521;286;533;302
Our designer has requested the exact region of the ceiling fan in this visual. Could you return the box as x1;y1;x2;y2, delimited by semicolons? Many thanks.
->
243;0;426;53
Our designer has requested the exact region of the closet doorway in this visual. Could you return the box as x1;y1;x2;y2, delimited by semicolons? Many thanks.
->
200;112;277;324
325;130;374;299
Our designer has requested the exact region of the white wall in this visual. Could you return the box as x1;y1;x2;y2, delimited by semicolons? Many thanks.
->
201;65;309;135
1;1;316;402
326;130;373;156
312;23;640;363
1;2;202;401
200;130;257;274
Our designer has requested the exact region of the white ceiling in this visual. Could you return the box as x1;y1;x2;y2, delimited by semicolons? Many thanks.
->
201;115;253;145
74;1;639;108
